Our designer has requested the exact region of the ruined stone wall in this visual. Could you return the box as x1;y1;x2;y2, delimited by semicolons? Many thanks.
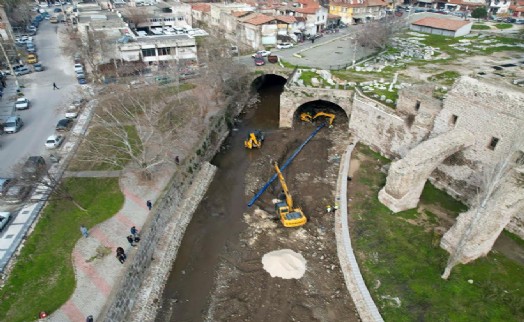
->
280;86;353;128
348;93;439;158
430;77;524;198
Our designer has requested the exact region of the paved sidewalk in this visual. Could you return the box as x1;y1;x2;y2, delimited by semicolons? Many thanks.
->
47;170;172;321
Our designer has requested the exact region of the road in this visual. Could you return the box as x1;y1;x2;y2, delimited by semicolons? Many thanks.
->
0;18;77;178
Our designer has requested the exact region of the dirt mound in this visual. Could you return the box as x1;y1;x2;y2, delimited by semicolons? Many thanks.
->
262;249;307;279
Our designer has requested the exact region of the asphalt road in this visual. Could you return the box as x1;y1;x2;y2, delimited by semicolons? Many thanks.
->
0;19;78;178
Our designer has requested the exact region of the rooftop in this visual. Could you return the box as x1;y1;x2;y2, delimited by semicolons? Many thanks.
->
412;17;471;31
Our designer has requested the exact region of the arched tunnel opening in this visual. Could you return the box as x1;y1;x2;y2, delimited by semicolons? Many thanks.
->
293;99;349;128
251;74;287;91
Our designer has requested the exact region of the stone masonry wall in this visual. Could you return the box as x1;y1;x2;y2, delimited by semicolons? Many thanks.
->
101;105;240;322
280;86;353;128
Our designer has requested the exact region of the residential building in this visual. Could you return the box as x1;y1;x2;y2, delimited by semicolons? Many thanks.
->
329;0;387;25
444;0;487;12
509;0;524;17
410;17;472;37
191;3;210;25
118;34;197;65
119;0;192;30
488;0;512;15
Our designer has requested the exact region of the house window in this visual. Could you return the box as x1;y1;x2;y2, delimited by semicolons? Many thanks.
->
450;114;458;125
488;137;499;150
158;47;171;55
178;17;183;21
142;48;156;57
415;100;420;111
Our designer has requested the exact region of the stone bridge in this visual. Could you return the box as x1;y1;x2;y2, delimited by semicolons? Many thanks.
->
379;128;476;213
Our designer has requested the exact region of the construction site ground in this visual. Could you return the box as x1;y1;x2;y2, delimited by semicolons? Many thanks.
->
205;114;358;321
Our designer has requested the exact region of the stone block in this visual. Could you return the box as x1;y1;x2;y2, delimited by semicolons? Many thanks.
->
311;78;320;87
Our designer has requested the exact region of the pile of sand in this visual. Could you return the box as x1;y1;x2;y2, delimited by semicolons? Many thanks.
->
262;249;307;279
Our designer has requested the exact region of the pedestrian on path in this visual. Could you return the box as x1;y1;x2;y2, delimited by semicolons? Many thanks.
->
86;315;94;322
131;226;138;238
116;247;126;264
80;225;89;238
127;235;136;247
53;82;59;90
175;156;180;165
146;200;152;210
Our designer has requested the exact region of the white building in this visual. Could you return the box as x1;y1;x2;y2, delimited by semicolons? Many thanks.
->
410;17;472;37
118;34;197;64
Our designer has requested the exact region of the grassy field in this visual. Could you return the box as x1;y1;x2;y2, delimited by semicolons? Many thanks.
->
299;70;323;87
0;178;124;322
495;23;513;29
350;144;524;321
472;24;491;30
427;71;461;86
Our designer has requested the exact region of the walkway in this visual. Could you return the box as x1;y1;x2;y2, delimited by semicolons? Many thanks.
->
48;169;172;321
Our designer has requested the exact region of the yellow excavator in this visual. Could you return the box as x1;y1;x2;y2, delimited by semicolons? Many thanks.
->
244;130;264;149
300;112;335;127
273;162;307;228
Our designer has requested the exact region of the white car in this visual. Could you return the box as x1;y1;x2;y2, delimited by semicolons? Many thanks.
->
65;105;79;118
251;50;272;58
0;212;11;231
277;42;293;49
15;98;30;110
45;134;64;149
74;63;84;73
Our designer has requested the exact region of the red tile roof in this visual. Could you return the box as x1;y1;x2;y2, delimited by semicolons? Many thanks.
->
330;0;367;8
244;14;276;25
275;15;297;23
412;17;471;31
295;7;319;14
447;0;485;6
367;0;387;6
232;11;251;17
328;13;341;19
191;3;210;12
296;0;320;7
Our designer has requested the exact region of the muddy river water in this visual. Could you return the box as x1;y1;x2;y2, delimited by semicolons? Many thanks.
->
156;76;286;322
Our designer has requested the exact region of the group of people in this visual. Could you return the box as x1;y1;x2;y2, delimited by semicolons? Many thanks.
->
116;226;140;264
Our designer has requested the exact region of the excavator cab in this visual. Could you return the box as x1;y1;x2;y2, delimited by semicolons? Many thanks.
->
273;162;307;228
244;130;264;149
300;112;335;128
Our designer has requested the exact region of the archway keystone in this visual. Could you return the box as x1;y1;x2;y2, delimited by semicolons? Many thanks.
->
379;128;475;213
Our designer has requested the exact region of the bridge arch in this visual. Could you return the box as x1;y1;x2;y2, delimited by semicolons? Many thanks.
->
379;128;476;213
292;99;349;128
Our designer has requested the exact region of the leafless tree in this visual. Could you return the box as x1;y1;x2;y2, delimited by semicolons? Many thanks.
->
75;86;186;179
10;158;87;211
60;26;115;83
355;17;405;50
121;7;151;29
441;145;524;279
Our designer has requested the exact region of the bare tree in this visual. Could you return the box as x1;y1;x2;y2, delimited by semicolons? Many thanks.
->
75;86;183;179
441;146;524;279
11;157;87;211
355;17;404;50
122;7;151;29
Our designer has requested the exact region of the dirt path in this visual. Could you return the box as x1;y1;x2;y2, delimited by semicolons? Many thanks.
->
205;115;360;321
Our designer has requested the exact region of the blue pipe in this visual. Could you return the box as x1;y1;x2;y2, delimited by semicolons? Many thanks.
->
247;123;325;207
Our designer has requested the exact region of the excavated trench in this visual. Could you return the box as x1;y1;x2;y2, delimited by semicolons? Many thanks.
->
156;75;287;322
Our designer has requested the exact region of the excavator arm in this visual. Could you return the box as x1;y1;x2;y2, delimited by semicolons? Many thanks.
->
273;162;293;209
312;112;335;126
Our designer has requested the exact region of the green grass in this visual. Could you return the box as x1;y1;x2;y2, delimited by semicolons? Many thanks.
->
0;178;124;322
158;82;196;95
69;125;141;171
495;23;513;29
472;24;491;30
361;86;398;108
279;59;311;70
428;71;461;86
351;143;523;321
299;70;322;87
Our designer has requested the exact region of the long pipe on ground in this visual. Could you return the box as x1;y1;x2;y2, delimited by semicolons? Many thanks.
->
247;123;325;207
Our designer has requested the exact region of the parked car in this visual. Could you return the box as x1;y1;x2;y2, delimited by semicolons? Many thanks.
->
74;63;84;73
49;16;58;23
251;50;271;58
54;7;62;13
34;63;44;72
15;66;31;76
4;185;31;204
15;98;30;110
72;98;87;107
45;134;64;149
254;54;265;66
27;53;38;64
277;42;293;49
0;212;11;232
26;45;36;53
4;116;23;133
65;105;80;118
22;156;46;179
56;118;73;131
78;77;87;85
76;71;85;79
0;178;13;196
